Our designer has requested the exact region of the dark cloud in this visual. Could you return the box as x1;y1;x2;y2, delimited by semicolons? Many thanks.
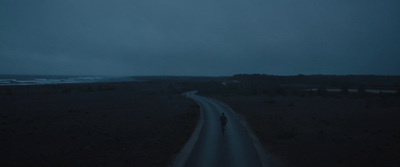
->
1;0;400;76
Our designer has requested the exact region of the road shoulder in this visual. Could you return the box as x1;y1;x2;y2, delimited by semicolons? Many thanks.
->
172;91;204;167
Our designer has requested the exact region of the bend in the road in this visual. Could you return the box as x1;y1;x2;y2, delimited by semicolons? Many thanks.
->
178;91;265;167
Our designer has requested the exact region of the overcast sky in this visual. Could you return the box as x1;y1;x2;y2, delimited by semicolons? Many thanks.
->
1;0;400;76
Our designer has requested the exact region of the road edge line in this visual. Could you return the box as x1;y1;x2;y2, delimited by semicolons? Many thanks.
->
171;91;204;167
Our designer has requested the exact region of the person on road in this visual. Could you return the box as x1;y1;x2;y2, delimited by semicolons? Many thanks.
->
219;113;228;135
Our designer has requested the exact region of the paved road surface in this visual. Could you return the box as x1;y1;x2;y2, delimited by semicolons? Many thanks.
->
183;91;263;167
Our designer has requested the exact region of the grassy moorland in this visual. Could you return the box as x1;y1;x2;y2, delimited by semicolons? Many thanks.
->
215;95;400;166
199;74;400;167
0;81;199;166
2;75;399;167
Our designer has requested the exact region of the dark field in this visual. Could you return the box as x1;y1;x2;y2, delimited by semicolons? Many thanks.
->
199;75;400;167
214;95;400;167
1;75;400;167
0;82;199;166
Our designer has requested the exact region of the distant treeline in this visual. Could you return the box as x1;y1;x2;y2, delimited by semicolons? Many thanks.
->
233;74;400;89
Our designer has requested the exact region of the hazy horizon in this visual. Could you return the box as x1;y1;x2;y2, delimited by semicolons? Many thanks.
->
1;0;400;76
2;73;400;78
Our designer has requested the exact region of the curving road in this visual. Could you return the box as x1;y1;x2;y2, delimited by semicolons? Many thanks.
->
181;91;264;167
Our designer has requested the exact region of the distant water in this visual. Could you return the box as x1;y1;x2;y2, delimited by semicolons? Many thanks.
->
0;75;135;86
